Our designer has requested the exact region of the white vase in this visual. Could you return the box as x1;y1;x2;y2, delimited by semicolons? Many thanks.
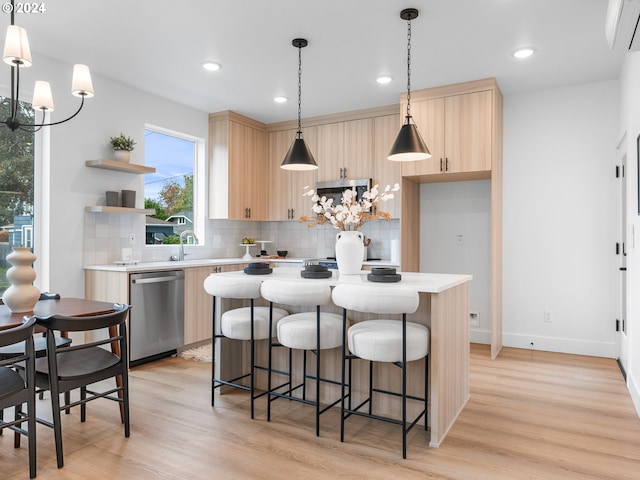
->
335;231;364;275
114;150;131;162
2;247;40;313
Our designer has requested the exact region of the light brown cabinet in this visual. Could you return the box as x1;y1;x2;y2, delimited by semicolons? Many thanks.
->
399;78;503;359
316;118;373;182
267;127;317;221
402;90;493;178
209;111;267;220
184;263;244;345
373;113;402;218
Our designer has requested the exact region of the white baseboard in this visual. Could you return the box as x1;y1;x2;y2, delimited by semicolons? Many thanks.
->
502;332;616;358
628;370;640;418
470;328;491;344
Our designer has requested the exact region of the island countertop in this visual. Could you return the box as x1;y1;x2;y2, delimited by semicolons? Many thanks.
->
214;267;472;294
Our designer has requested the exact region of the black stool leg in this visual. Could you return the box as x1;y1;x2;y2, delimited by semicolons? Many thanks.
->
249;299;255;420
211;295;217;406
267;302;273;422
402;314;407;459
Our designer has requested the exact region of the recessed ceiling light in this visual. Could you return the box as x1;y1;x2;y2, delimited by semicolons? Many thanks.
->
273;96;288;103
377;76;393;84
202;62;221;71
513;48;535;59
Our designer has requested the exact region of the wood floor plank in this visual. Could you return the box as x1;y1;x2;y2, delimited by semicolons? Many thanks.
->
1;344;639;479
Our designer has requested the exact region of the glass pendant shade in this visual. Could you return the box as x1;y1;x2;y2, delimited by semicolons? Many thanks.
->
281;136;317;170
388;120;431;161
32;81;54;111
3;25;32;66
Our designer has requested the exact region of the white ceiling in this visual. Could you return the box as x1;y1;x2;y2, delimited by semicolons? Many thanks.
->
13;0;626;124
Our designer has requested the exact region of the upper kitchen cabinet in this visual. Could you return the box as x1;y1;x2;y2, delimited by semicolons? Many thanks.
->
373;113;402;218
267;127;318;221
209;111;267;220
401;81;496;180
316;118;373;182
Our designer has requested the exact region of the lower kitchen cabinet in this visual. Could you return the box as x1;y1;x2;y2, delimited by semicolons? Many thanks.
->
183;263;244;345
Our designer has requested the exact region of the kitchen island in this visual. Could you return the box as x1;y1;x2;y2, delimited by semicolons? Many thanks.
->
212;267;472;448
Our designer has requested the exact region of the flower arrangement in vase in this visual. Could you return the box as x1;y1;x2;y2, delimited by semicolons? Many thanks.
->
109;133;136;162
300;183;399;274
299;183;400;231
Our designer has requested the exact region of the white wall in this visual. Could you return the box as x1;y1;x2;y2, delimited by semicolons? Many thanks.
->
7;53;209;297
420;180;491;343
619;51;640;416
503;80;619;357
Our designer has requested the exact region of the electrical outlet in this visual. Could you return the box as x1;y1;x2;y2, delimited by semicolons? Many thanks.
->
213;234;222;246
469;311;479;327
456;234;464;246
129;233;135;245
544;310;552;323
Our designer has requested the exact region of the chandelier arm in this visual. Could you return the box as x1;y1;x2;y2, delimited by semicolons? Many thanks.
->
11;64;20;123
17;95;86;131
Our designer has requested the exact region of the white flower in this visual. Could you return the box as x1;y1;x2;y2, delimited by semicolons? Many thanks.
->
300;183;398;231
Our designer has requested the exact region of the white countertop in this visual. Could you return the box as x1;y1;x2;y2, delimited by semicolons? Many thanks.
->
215;267;472;294
83;258;399;273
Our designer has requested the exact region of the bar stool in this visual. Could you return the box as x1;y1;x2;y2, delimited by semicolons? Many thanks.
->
203;274;288;418
332;283;428;458
260;279;343;436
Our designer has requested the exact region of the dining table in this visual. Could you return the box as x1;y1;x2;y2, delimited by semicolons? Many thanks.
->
0;297;119;331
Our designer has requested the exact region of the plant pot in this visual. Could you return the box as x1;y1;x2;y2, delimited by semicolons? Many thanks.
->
114;150;131;162
335;231;364;275
1;247;40;313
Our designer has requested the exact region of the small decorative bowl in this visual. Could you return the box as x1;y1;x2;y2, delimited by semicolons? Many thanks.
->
277;250;288;257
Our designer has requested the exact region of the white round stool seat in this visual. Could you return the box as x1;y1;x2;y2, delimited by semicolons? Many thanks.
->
348;319;429;363
277;312;343;350
221;306;288;340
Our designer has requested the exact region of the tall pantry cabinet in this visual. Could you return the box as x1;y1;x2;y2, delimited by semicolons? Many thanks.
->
399;78;503;358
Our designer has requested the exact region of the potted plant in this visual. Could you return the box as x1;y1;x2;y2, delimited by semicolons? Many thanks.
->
109;133;136;162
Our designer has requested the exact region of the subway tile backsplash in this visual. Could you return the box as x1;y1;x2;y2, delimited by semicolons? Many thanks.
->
83;214;399;265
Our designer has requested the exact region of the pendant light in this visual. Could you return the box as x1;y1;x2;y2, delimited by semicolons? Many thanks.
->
388;8;431;162
281;38;318;170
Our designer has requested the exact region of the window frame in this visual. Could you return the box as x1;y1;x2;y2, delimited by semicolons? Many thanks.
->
143;124;205;247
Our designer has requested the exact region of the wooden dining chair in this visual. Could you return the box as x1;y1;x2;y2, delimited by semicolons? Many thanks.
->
31;303;130;469
0;317;37;478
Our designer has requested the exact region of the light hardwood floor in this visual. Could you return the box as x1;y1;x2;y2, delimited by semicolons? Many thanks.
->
2;344;639;479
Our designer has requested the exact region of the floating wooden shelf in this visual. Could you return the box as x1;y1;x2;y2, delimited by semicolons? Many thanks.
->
85;159;156;174
84;206;155;215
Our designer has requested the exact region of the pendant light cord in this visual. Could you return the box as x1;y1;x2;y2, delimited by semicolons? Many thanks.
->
406;14;412;122
297;44;303;138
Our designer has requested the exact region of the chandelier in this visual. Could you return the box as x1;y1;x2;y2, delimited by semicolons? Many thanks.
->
2;0;94;131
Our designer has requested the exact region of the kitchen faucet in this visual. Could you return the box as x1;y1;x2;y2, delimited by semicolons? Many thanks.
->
173;229;198;261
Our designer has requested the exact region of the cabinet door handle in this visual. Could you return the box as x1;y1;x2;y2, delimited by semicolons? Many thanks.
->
290;208;294;219
440;158;443;172
344;167;347;179
446;158;449;171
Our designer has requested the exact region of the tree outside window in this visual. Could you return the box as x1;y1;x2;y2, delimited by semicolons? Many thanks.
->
0;96;35;294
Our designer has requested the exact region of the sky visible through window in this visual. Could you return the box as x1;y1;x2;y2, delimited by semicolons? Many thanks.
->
143;129;194;204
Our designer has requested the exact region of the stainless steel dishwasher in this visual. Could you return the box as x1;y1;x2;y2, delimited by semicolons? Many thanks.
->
129;270;184;366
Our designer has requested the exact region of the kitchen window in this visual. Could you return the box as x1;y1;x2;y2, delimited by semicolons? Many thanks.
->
143;125;205;246
0;95;35;296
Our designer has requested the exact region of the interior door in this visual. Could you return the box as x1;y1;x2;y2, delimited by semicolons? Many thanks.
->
616;141;628;377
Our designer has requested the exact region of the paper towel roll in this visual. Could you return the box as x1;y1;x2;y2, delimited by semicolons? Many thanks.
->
390;238;400;266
